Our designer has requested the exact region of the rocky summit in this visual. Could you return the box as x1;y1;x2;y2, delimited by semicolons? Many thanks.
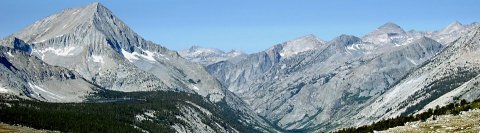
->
0;3;275;132
1;2;480;133
195;21;480;131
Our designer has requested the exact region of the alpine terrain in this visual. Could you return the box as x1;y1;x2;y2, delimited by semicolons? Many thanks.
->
179;46;246;66
183;22;480;132
1;1;480;133
0;3;275;133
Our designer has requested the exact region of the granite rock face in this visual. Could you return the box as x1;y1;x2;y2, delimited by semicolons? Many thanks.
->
0;3;276;132
8;3;226;101
3;2;480;132
0;45;99;102
179;46;246;66
206;22;479;131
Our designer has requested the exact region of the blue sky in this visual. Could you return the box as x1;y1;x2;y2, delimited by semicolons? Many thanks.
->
1;0;479;53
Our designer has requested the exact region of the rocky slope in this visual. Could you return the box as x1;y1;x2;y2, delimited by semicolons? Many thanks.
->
0;41;99;102
207;35;326;94
353;26;480;126
379;109;480;133
7;3;226;100
0;2;275;132
179;46;246;66
206;22;479;131
363;22;408;46
2;2;480;132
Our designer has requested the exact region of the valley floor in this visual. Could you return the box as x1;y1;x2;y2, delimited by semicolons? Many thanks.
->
379;109;480;133
0;123;58;133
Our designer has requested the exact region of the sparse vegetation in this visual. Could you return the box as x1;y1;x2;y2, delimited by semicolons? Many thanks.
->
334;98;480;133
400;68;478;116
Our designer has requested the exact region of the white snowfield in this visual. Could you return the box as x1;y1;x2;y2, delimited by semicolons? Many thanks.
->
91;55;104;64
121;49;157;62
0;86;8;93
32;46;77;60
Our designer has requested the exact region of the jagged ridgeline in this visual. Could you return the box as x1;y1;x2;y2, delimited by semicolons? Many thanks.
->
184;18;480;132
2;1;480;133
0;2;277;132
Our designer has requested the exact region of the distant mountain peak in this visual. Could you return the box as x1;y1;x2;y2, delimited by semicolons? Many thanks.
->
451;20;462;25
379;22;400;28
185;46;224;54
289;34;323;43
362;22;407;45
85;2;108;14
439;21;465;35
179;46;245;65
13;2;115;43
298;34;317;39
330;34;362;46
227;49;244;54
181;45;246;57
188;45;205;51
13;2;171;57
89;2;101;7
60;2;110;22
377;22;406;34
277;34;325;58
365;22;406;36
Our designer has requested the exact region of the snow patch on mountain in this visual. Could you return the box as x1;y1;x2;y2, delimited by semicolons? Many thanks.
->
34;46;77;58
91;55;104;64
121;49;157;62
406;57;418;65
6;51;13;57
121;49;139;62
345;42;376;55
141;50;157;61
28;82;65;101
135;110;156;122
0;86;8;93
191;85;200;91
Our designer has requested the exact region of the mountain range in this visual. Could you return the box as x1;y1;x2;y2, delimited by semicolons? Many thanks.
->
185;20;480;131
1;2;480;133
0;3;275;132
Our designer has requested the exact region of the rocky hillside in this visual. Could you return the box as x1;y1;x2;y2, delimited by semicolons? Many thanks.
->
179;46;246;66
206;22;480;132
2;2;480;133
380;109;480;132
0;3;276;132
0;43;99;102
